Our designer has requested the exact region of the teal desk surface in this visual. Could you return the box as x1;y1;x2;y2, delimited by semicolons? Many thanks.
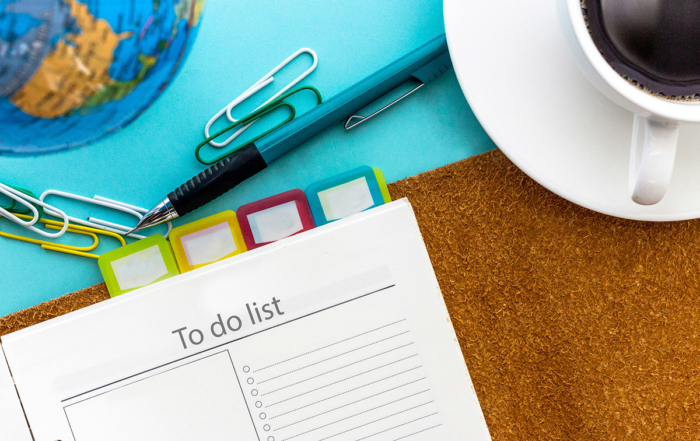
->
0;0;495;316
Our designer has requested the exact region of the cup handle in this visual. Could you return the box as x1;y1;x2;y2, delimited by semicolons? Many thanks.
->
629;115;680;205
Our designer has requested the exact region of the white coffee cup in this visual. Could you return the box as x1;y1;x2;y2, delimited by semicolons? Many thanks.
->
557;0;700;205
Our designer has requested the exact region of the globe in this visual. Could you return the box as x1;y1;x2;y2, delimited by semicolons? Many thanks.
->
0;0;205;154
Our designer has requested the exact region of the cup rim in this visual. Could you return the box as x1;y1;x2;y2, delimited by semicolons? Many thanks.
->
566;0;700;123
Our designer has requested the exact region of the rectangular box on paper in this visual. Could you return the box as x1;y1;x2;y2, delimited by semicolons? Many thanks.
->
98;235;179;297
236;189;315;250
169;211;246;273
306;166;391;226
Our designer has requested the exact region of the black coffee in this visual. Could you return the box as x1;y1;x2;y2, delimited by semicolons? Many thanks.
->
584;0;700;100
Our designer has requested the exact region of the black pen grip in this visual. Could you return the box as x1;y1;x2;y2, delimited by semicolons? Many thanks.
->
168;143;267;217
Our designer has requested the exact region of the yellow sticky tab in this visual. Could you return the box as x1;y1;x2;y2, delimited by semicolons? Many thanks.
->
169;210;247;272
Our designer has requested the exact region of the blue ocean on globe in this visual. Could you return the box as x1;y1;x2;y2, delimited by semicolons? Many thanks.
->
0;0;205;154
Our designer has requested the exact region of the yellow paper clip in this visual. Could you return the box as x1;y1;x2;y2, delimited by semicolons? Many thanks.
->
0;214;126;259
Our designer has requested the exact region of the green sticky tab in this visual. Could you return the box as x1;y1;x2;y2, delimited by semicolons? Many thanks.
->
373;168;392;204
98;235;179;298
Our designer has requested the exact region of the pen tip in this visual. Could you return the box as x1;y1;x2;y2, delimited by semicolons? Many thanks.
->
131;197;179;233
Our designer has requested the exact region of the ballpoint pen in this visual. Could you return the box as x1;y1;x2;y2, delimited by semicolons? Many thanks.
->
130;34;452;231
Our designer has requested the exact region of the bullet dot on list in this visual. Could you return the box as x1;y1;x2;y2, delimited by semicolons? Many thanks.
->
259;412;267;419
264;424;271;431
243;366;250;373
251;389;258;396
256;401;263;408
247;377;254;384
268;437;274;441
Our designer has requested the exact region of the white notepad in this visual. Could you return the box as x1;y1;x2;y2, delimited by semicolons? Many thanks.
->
0;200;491;441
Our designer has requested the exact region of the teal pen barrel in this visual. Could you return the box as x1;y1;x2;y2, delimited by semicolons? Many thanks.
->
258;34;449;164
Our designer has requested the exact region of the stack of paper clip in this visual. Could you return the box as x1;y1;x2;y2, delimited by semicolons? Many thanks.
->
0;182;171;259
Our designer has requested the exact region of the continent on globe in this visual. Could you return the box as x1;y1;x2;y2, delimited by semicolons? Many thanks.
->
9;0;132;118
0;0;206;153
79;54;156;109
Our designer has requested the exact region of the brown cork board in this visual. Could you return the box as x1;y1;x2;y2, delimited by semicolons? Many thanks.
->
2;149;699;440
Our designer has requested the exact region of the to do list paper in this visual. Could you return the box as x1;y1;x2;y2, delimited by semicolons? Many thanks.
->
1;200;491;441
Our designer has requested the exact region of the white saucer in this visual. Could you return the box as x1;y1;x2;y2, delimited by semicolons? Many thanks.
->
444;0;700;221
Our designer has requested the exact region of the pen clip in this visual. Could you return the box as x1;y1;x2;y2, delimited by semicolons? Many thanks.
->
344;82;425;130
344;51;452;130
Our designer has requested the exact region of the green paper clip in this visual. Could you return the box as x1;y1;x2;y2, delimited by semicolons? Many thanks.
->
195;86;323;165
0;185;44;218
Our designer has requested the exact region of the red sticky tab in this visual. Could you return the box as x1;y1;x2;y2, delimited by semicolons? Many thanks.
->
236;189;316;250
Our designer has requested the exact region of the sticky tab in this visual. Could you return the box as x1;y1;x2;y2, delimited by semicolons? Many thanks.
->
373;168;392;203
169;211;246;272
306;166;391;226
98;235;179;297
237;189;315;250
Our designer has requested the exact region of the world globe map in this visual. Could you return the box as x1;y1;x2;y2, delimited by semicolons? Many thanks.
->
0;0;205;154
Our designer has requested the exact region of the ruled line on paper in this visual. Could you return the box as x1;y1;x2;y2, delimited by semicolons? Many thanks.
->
239;317;443;441
253;320;407;374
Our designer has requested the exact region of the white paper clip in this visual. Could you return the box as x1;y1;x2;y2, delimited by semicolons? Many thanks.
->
91;195;173;239
39;190;173;240
204;48;318;148
0;183;69;238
